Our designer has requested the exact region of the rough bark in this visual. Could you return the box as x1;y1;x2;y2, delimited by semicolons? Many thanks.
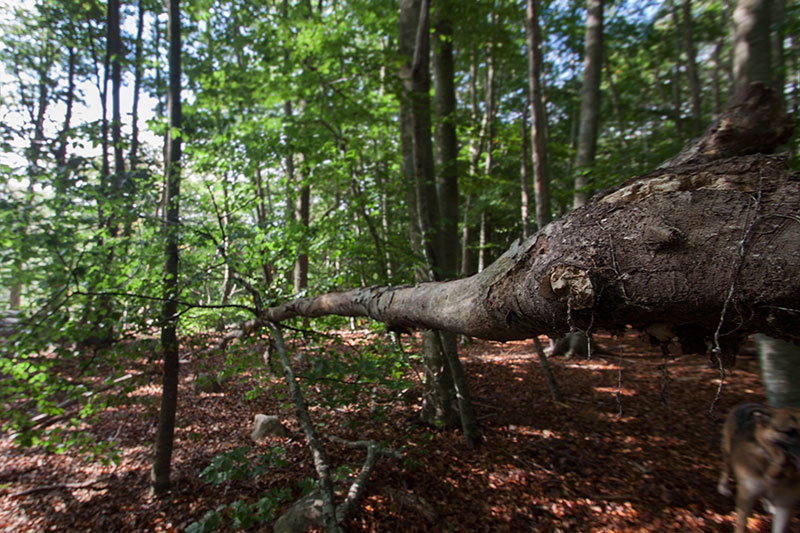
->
262;86;798;347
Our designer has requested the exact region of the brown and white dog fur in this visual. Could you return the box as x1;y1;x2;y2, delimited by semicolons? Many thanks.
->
718;403;800;532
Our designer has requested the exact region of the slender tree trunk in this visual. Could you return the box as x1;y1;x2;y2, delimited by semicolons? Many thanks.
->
130;0;145;172
478;24;497;272
409;0;440;277
153;16;168;221
668;0;683;137
151;0;182;496
478;210;487;272
108;0;124;233
573;0;603;209
603;52;627;149
771;0;785;101
712;27;724;117
525;0;551;229
432;5;458;281
792;36;799;116
399;0;425;282
293;169;310;293
54;47;75;174
401;0;459;431
460;193;471;276
376;38;396;279
462;49;487;275
433;1;480;448
681;0;702;135
483;40;496;183
520;103;530;240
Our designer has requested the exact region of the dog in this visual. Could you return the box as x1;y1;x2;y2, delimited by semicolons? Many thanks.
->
718;403;800;532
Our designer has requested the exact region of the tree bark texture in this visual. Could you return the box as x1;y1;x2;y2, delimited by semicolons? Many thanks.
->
573;0;604;209
267;152;798;344
264;86;798;347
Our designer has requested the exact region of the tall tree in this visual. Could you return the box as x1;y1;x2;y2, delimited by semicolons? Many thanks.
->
400;0;458;430
151;0;182;496
129;0;146;172
525;0;551;230
668;0;683;137
681;0;702;134
732;0;773;93
573;0;604;208
107;0;124;206
432;0;480;448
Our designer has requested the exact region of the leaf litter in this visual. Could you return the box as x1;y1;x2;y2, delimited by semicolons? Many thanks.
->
0;328;787;532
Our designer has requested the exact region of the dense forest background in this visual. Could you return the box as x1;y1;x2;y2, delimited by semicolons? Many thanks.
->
1;0;799;529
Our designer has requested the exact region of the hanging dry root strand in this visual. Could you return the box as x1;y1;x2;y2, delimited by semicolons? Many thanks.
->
709;175;764;418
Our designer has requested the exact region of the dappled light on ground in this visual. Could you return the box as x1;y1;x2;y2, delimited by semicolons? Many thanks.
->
0;329;789;531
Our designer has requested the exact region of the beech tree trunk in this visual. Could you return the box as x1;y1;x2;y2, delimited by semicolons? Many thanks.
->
432;1;480;448
151;0;182;496
668;0;683;137
400;0;459;431
256;84;797;350
681;0;702;135
732;0;773;94
573;0;603;209
108;0;124;236
525;0;551;230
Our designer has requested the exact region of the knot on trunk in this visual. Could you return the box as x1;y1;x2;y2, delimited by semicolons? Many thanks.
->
539;264;595;310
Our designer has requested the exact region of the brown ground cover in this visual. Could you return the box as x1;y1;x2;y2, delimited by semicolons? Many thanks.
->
0;328;786;532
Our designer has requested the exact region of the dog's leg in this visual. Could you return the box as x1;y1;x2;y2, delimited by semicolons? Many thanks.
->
735;490;758;533
770;505;792;533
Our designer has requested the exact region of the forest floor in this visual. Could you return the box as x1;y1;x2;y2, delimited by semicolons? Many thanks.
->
0;327;789;532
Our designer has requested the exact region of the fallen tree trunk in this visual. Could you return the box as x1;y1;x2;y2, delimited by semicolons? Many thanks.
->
258;84;798;349
267;152;798;344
